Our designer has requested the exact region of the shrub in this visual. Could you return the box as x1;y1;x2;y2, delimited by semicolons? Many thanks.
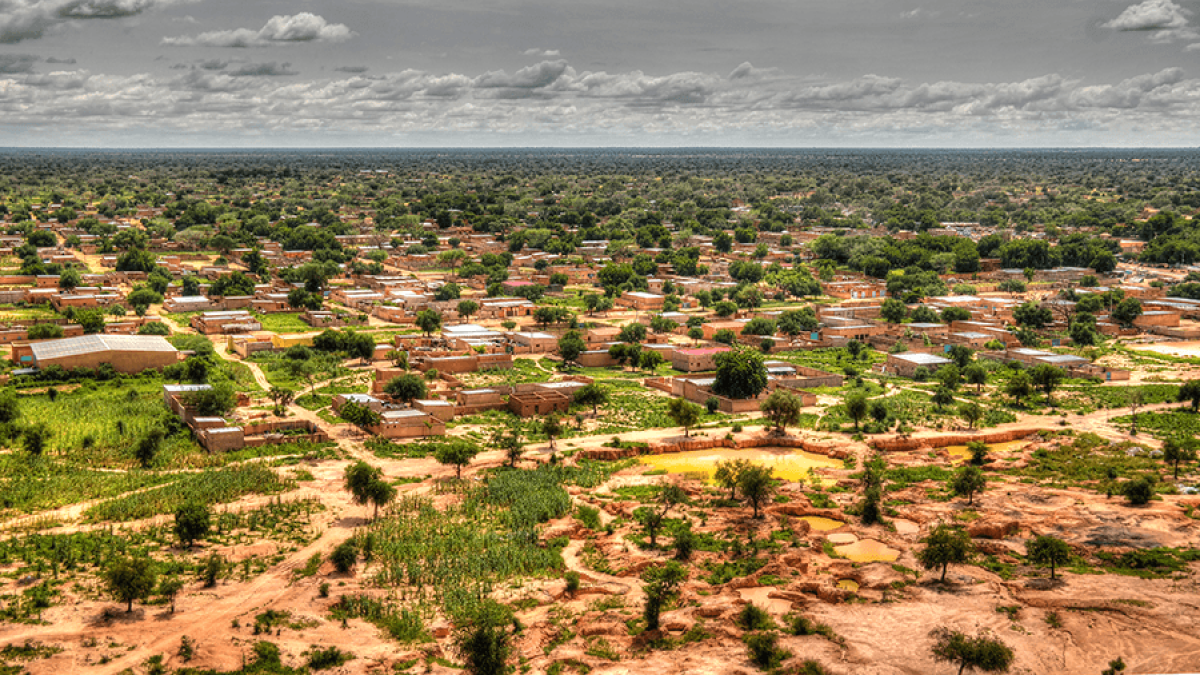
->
564;571;581;596
330;540;358;573
736;602;777;631
743;631;790;669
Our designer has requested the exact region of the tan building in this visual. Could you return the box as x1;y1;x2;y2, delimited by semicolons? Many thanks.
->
22;334;178;373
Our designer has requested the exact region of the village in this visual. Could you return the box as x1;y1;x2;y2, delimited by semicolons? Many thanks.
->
0;156;1199;675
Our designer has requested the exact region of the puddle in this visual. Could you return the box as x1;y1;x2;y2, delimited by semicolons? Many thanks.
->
834;539;900;563
836;579;859;592
801;516;845;532
640;447;842;482
943;441;1028;463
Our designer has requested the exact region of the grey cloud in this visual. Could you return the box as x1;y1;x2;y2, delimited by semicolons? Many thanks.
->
162;12;354;48
228;61;297;77
1104;0;1197;41
0;53;38;73
0;0;180;43
1069;67;1186;107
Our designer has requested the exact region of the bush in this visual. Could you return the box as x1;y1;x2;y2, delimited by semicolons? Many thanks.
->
330;540;358;573
736;603;777;631
564;571;581;596
1123;477;1154;505
743;631;790;669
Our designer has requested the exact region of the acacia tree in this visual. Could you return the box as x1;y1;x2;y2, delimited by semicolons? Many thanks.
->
666;397;703;437
105;555;158;613
435;439;481;479
573;383;608;416
1163;437;1198;479
845;392;868;430
917;524;973;582
929;627;1014;675
760;389;802;434
952;465;986;505
738;464;775;518
714;458;752;501
1029;364;1064;406
1025;534;1071;580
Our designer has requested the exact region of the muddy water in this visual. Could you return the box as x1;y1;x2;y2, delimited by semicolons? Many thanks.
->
943;440;1028;462
640;447;842;482
834;539;901;563
801;516;845;532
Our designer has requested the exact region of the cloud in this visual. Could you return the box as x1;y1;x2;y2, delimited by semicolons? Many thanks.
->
0;53;38;73
335;65;368;74
5;60;1200;146
0;0;181;43
227;61;297;77
163;12;354;48
1104;0;1197;41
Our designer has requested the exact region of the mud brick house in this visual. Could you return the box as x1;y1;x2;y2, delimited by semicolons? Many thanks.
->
15;334;178;373
672;346;730;372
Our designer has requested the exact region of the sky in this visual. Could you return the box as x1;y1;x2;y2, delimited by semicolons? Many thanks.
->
0;0;1199;147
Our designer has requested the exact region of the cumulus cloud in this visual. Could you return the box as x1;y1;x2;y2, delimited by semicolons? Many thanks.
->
0;0;181;43
4;60;1200;145
1104;0;1197;41
0;53;38;73
227;61;297;77
162;12;354;48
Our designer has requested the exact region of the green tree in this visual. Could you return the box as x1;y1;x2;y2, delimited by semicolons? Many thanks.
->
958;401;983;430
573;383;608;415
760;389;802;433
105;555;158;612
917;524;973;582
952;465;985;505
714;458;752;501
1005;370;1033;406
134;428;165;468
1110;298;1143;327
929;627;1014;675
1029;364;1064;406
845;392;868;430
963;363;987;393
666;397;703;437
174;501;211;548
642;561;687;631
1163;437;1198;479
711;347;769;400
456;299;479;320
23;423;51;456
738;464;775;518
454;600;515;675
1178;379;1200;412
1025;534;1071;580
880;298;907;323
415;308;442;337
435;439;481;479
540;413;563;450
635;484;687;548
384;374;427;405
